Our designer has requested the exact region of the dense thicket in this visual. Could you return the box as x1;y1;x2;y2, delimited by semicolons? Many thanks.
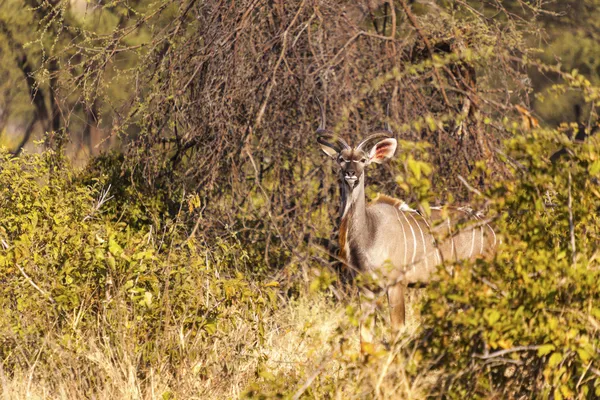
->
3;1;599;266
19;0;544;268
2;1;600;398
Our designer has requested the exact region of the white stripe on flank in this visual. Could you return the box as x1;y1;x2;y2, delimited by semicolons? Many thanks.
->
468;227;476;259
401;212;418;271
447;218;455;261
394;208;408;267
409;212;428;271
473;214;484;255
480;226;484;255
420;215;441;265
489;224;497;247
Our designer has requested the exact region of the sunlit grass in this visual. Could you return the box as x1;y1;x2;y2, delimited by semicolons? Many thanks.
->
0;283;432;399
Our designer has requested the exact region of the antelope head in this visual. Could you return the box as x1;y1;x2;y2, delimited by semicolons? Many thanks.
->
317;133;397;189
315;102;397;192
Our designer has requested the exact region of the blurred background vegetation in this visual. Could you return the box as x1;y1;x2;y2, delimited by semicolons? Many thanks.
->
1;0;600;398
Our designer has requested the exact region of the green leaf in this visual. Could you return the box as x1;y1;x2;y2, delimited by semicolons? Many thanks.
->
408;158;421;180
589;160;600;176
108;237;123;256
553;388;563;400
204;322;217;335
486;310;500;325
577;348;592;363
143;291;153;307
259;369;276;381
30;213;38;230
548;352;563;368
560;384;574;399
537;344;555;356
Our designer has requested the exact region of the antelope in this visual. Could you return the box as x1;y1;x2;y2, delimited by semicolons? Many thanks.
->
316;108;497;351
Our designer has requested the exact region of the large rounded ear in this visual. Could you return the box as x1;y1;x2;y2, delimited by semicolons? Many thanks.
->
317;134;349;159
368;138;397;164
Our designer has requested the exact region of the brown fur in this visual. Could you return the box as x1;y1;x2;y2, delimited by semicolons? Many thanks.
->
338;216;349;262
370;193;404;208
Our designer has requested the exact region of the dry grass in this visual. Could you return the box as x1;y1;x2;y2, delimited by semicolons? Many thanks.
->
1;287;434;400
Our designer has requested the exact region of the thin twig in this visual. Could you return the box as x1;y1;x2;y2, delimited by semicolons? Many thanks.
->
484;357;524;366
83;184;113;222
387;0;396;39
457;175;483;198
473;345;540;360
311;31;408;77
397;0;451;108
375;347;399;396
16;264;55;304
568;170;576;264
291;359;328;400
255;0;306;128
577;361;593;389
245;147;289;250
473;272;508;297
186;201;207;241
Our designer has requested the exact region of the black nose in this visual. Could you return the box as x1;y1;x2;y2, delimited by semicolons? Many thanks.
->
346;170;356;177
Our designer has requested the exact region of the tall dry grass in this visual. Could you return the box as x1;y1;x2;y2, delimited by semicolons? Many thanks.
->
1;287;432;399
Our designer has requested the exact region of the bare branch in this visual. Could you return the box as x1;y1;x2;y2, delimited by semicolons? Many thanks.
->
473;345;541;361
397;0;451;108
17;264;55;304
568;170;576;264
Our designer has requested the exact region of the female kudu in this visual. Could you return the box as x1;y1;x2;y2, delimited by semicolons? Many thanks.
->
317;113;496;351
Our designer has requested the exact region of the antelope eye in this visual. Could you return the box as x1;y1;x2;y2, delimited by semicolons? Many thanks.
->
360;158;367;163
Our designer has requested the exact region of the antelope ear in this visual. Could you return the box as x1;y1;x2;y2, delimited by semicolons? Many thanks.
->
369;138;397;164
319;144;339;158
317;135;346;159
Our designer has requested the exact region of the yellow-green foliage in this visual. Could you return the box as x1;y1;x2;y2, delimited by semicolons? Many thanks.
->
4;129;600;399
0;151;280;398
417;129;600;399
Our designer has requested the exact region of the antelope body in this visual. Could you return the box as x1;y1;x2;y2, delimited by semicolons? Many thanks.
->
317;118;496;349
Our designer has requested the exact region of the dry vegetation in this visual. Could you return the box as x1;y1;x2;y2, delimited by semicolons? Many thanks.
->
1;282;431;399
2;0;600;399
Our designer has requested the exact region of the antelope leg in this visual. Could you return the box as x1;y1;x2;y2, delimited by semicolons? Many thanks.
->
388;281;406;331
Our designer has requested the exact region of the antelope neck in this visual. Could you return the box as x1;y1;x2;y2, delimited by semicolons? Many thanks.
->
340;174;372;266
341;175;366;219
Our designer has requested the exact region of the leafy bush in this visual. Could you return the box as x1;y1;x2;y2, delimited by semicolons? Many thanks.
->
0;151;279;397
416;128;600;399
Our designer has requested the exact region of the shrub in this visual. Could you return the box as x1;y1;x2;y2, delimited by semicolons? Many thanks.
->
0;151;279;397
416;128;600;399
